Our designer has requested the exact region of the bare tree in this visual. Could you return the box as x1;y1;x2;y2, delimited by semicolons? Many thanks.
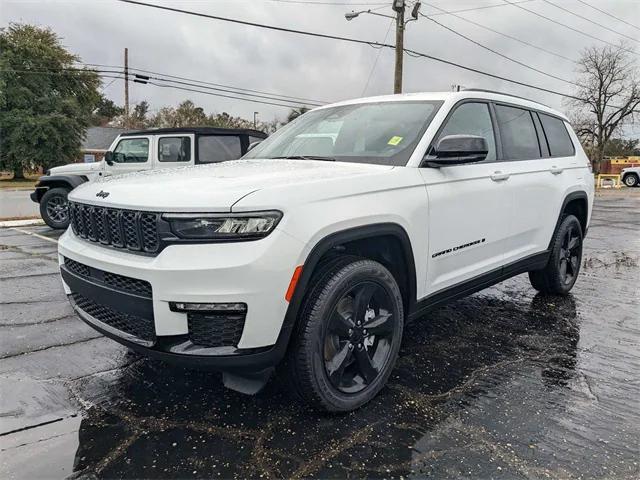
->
569;43;640;172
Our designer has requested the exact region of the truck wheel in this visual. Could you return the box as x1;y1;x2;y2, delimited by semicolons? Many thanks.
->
40;188;70;229
286;258;404;412
529;215;583;295
623;174;638;187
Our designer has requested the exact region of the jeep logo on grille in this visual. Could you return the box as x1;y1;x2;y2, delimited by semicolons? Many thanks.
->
96;190;110;198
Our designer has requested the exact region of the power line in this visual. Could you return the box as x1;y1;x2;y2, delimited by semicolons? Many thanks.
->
2;67;320;108
419;12;579;86
426;0;537;17
502;0;639;55
361;18;394;95
145;80;316;108
79;62;328;104
265;0;389;5
116;0;584;101
575;0;640;32
421;2;576;64
540;0;640;44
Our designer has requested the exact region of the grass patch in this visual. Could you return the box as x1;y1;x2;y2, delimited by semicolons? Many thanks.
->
0;179;38;190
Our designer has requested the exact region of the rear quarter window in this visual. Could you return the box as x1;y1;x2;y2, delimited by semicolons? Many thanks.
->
539;113;575;157
197;136;242;163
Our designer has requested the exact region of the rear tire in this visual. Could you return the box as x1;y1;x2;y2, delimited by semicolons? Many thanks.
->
623;173;639;188
40;187;70;229
529;215;583;295
286;258;404;412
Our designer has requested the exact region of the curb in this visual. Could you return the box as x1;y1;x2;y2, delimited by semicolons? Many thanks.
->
0;218;45;227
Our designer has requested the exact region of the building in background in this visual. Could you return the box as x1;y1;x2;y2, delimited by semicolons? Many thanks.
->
80;126;129;163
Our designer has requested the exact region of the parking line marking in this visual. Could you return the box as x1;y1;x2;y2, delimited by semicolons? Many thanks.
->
10;227;59;245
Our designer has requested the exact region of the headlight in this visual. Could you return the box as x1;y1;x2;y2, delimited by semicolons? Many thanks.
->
163;211;282;240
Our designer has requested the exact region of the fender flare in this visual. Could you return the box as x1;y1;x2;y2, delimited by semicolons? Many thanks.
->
548;190;589;248
269;223;417;362
31;175;88;203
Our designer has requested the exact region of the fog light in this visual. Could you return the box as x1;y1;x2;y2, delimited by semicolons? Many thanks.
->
170;302;247;313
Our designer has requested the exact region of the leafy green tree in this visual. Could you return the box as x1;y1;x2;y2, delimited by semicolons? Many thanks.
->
603;138;639;157
91;94;124;126
0;24;100;178
148;100;208;127
286;106;310;123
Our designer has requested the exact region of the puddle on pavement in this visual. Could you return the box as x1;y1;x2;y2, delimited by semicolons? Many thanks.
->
37;281;638;479
1;199;638;479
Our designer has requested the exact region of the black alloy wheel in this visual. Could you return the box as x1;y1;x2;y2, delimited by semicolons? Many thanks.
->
40;187;71;229
324;282;396;393
286;257;404;412
529;214;583;295
558;224;581;286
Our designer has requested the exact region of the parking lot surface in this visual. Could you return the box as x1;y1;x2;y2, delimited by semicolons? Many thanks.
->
1;192;638;479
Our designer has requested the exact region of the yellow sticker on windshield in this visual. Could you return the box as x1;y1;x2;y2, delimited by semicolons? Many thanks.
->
388;136;403;146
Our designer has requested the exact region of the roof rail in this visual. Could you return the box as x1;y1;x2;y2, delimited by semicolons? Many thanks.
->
461;88;550;108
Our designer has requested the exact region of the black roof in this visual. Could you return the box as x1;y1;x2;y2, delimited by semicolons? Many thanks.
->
121;127;268;138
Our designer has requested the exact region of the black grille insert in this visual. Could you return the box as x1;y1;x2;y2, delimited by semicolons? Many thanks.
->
64;257;152;299
69;202;160;253
188;312;246;348
71;292;155;342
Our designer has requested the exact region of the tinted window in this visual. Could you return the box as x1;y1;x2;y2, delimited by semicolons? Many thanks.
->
539;113;575;157
249;135;265;145
495;105;540;160
437;102;496;162
198;136;242;163
113;138;149;163
158;136;191;162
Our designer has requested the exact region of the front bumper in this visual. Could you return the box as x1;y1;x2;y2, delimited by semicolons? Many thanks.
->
58;227;305;370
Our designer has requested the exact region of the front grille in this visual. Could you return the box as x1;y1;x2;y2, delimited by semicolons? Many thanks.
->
69;202;160;253
188;312;246;348
71;292;155;342
64;257;152;299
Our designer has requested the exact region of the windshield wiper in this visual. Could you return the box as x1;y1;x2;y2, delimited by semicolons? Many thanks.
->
272;155;336;162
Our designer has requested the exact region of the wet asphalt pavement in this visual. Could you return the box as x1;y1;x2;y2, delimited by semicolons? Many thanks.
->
1;191;638;479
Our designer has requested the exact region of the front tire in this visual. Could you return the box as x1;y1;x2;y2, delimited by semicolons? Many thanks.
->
623;173;639;187
529;215;583;295
286;258;404;412
40;187;70;229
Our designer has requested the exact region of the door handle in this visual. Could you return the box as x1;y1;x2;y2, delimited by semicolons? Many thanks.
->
550;166;564;175
490;171;510;181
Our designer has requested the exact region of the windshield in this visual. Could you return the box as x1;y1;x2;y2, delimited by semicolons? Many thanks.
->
244;100;443;166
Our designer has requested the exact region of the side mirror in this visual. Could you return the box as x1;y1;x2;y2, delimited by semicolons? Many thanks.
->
247;140;262;152
104;151;114;166
424;134;488;166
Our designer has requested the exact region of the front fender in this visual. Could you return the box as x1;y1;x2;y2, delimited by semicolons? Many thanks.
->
31;175;88;203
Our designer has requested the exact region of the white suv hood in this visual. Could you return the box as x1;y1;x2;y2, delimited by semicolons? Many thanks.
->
49;162;104;176
68;159;394;211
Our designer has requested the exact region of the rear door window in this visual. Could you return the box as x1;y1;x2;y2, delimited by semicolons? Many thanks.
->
539;113;575;157
197;136;242;163
158;136;191;162
495;105;541;160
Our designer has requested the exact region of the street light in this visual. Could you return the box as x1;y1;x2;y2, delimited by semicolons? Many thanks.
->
253;111;259;129
345;2;420;94
344;9;394;21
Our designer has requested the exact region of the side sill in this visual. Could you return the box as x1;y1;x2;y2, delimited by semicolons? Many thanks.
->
409;250;549;320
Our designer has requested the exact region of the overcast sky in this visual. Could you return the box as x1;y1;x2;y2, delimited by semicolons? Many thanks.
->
2;0;639;130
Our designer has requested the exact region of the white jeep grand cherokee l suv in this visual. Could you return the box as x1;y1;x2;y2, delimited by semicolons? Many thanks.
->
58;90;594;411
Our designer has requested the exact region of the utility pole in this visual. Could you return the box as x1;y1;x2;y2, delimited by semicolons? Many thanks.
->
124;48;129;127
393;1;405;94
345;2;420;95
